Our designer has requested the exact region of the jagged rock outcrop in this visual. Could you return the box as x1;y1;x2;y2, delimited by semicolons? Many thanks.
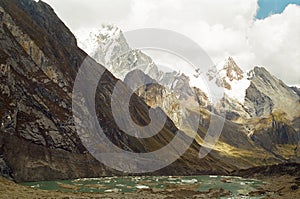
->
245;82;273;117
216;95;251;121
223;57;244;81
124;70;183;128
246;111;300;161
207;57;245;91
193;87;210;108
245;67;300;119
290;86;300;96
137;84;183;127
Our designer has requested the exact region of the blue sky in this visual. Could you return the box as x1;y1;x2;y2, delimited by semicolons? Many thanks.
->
256;0;300;18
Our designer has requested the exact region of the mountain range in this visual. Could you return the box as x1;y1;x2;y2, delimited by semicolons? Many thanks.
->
0;0;299;183
77;24;300;170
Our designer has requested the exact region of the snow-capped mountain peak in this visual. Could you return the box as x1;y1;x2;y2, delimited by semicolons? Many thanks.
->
76;24;129;67
207;57;250;103
76;25;299;120
97;24;121;40
219;57;244;81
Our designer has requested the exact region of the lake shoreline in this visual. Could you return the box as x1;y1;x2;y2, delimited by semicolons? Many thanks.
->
0;174;298;198
1;163;299;198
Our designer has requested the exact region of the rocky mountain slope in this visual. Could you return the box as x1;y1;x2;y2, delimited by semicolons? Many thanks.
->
0;0;242;182
78;25;300;168
245;67;299;119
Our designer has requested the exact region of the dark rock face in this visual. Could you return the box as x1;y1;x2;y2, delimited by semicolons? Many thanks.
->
0;0;112;181
290;86;300;96
0;154;12;180
0;134;110;182
0;0;236;182
245;82;273;117
247;111;300;162
251;121;298;148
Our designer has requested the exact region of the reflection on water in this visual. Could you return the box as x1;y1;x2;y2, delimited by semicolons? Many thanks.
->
21;175;266;198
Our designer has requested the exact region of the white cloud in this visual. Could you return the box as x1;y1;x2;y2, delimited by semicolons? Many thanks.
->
43;0;300;85
42;0;133;30
248;4;300;85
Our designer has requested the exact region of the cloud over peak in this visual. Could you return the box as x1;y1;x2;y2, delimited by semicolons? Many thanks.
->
43;0;300;85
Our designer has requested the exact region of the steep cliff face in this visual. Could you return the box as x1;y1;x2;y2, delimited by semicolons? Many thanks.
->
245;82;273;117
245;67;300;120
245;111;300;161
124;70;183;128
0;0;110;181
216;95;251;121
0;0;238;182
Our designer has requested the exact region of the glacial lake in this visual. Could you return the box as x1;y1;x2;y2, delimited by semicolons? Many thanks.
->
21;175;266;198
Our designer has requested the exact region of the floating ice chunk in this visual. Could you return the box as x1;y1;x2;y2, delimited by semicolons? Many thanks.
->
135;185;150;189
181;179;198;183
30;184;40;188
104;188;120;193
72;178;102;182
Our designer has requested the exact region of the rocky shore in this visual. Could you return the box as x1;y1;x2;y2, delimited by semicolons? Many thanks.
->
0;174;299;198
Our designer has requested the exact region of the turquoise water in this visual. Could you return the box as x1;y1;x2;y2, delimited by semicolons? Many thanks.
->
21;175;266;198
